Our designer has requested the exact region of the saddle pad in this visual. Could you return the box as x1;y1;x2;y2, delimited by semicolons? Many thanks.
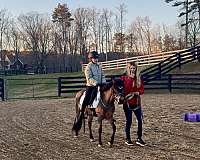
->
79;90;100;109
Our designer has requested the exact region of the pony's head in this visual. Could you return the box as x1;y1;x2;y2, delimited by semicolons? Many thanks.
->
111;78;125;102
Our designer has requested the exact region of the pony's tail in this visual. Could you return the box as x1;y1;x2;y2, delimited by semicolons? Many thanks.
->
72;111;83;132
72;99;84;133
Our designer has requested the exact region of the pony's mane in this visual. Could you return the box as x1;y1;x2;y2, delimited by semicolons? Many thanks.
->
100;82;113;92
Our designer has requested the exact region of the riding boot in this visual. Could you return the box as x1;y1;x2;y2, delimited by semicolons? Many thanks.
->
72;101;87;132
72;86;94;132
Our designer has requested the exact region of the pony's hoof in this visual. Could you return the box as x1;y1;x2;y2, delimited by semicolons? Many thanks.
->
98;143;102;147
108;141;113;147
74;135;78;138
90;138;95;142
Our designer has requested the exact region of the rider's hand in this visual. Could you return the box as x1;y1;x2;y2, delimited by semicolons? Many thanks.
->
95;83;100;86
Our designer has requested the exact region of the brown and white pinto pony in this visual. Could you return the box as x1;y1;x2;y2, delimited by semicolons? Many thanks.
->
72;78;124;147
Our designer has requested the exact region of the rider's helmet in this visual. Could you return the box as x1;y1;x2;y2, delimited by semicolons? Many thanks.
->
88;51;99;59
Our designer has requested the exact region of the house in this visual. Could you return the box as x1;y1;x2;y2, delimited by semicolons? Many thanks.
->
10;58;24;70
0;51;12;70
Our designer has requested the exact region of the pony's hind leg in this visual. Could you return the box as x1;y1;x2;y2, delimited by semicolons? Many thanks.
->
72;102;82;137
87;110;94;142
72;113;80;137
98;117;103;147
108;118;116;146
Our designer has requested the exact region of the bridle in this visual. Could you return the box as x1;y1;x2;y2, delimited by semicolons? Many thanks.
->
112;79;124;102
99;79;124;109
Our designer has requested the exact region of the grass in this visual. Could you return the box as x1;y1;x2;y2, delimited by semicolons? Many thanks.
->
3;72;84;100
3;69;127;99
170;60;200;74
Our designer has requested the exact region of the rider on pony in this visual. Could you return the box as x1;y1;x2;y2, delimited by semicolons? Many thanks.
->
72;51;106;132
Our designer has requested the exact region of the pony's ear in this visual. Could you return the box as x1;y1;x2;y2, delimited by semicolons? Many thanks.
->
111;75;118;81
111;76;117;84
111;76;115;81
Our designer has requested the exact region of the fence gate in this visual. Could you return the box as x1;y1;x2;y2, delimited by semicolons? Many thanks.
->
0;78;5;101
5;78;58;100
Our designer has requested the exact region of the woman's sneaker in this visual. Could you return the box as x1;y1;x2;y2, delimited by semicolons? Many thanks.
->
125;139;134;146
136;138;146;146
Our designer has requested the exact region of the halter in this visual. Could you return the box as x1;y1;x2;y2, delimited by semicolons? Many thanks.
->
99;79;124;109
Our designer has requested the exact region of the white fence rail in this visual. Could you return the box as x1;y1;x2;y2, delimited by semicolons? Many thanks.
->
82;49;188;71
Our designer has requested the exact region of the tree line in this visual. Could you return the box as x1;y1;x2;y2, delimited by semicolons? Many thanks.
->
0;2;199;72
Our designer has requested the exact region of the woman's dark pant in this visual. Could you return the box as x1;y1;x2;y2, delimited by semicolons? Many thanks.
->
81;86;97;112
123;104;143;140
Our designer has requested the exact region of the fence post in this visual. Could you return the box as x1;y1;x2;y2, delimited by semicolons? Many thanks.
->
177;53;181;69
168;74;172;93
192;48;197;60
0;79;5;101
197;47;200;62
32;78;35;98
158;63;161;79
58;77;62;97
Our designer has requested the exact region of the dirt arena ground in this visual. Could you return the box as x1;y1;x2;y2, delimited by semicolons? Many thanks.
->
0;93;200;160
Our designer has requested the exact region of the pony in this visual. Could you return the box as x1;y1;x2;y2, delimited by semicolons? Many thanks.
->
72;78;124;147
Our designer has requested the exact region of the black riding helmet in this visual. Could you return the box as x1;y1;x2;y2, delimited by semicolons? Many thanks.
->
88;51;99;59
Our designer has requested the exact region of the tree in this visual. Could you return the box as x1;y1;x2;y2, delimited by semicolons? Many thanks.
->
102;9;113;55
165;0;200;47
0;9;10;71
18;12;53;73
140;17;152;54
52;3;74;54
188;13;200;46
113;32;126;52
116;3;127;53
8;19;22;60
128;17;151;54
74;8;92;55
90;8;100;52
163;34;177;51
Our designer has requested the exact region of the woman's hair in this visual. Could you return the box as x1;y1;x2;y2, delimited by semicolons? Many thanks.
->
126;62;141;87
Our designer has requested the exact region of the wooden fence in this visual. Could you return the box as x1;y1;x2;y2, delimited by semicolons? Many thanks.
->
58;76;86;97
4;78;57;100
141;46;200;82
82;49;188;71
144;74;200;92
0;69;27;76
58;75;118;97
57;73;200;97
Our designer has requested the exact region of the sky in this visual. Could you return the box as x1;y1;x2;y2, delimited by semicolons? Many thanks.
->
0;0;179;26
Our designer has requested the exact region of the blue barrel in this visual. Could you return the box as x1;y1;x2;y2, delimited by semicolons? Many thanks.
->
184;113;200;122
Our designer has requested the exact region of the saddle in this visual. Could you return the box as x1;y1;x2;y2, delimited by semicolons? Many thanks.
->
79;87;101;109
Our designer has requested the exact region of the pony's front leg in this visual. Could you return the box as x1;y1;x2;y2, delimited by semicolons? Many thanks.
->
98;117;103;146
108;119;116;146
88;113;94;142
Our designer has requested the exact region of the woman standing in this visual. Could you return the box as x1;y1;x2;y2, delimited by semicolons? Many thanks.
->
120;62;146;146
